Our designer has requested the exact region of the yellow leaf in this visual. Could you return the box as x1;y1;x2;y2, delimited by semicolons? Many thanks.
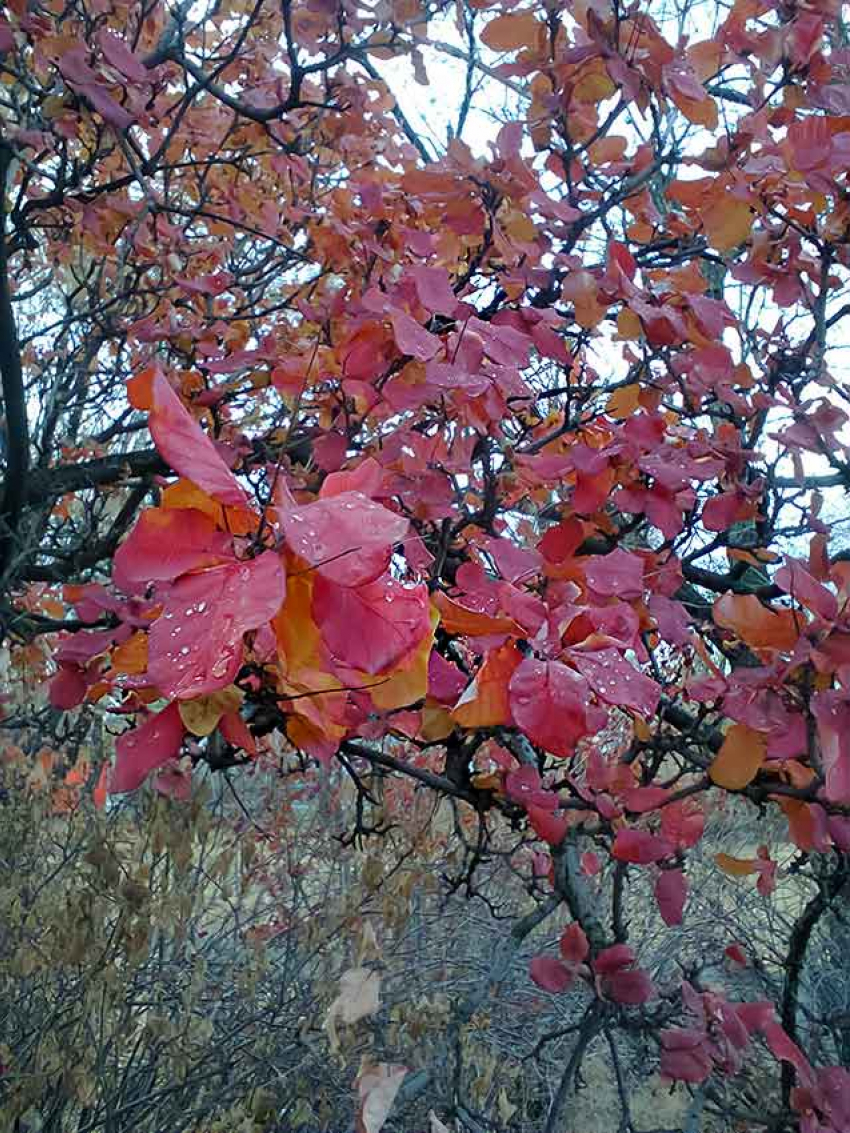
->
616;308;643;340
708;723;766;790
481;11;541;51
370;605;438;710
419;701;456;742
572;61;617;104
161;478;225;527
179;686;243;736
501;207;537;243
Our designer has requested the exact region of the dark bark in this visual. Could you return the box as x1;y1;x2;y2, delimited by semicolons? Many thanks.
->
0;139;29;579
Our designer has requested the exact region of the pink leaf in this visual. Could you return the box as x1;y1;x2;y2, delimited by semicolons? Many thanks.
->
571;649;660;717
427;651;468;703
655;869;687;926
148;552;286;699
529;954;575;993
776;556;838;621
409;266;458;316
312;574;431;674
762;1021;812;1077
148;368;248;507
110;702;185;794
583;549;645;600
812;691;850;804
661;799;705;849
320;456;383;499
390;311;442;361
78;82;135;129
281;491;408;588
356;1063;408;1133
97;29;149;82
623;786;670;813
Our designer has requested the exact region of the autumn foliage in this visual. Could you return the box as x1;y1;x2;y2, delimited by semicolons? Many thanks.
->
2;0;850;1127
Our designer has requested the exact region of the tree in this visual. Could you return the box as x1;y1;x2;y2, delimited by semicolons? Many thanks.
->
1;0;850;1128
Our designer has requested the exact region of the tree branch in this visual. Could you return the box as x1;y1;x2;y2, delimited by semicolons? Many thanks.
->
0;138;29;580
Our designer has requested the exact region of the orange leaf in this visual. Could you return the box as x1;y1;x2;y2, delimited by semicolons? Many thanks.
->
452;642;521;727
701;197;753;253
715;852;758;877
432;592;523;637
713;592;800;651
605;384;642;419
709;723;766;790
111;631;149;675
481;11;540;51
126;365;156;410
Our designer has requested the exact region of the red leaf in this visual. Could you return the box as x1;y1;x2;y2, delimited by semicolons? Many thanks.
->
762;1021;811;1075
282;491;408;588
661;798;705;849
312;574;431;674
725;942;748;967
148;552;286;699
509;658;597;758
660;1030;712;1083
655;869;687;926
526;804;568;845
529;954;575;993
219;710;257;756
505;765;557;810
560;923;589;965
113;507;233;592
593;944;635;974
603;968;654;1005
48;665;88;710
110;702;185;794
148;368;248;507
612;829;674;864
702;490;746;532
